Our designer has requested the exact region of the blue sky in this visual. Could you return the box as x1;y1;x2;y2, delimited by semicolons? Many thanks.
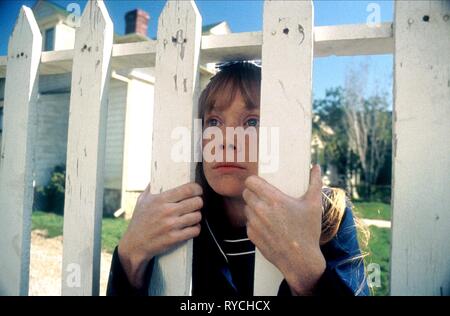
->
0;0;393;102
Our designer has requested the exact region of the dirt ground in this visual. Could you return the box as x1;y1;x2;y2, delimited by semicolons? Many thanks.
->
29;230;112;296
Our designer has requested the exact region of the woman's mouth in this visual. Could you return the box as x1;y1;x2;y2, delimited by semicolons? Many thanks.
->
212;163;246;172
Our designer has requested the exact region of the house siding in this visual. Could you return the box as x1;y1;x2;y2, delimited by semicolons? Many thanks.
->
35;93;70;188
54;23;75;50
8;76;128;215
121;78;154;218
105;79;127;191
39;73;71;94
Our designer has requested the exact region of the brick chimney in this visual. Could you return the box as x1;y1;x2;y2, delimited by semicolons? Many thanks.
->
125;9;150;36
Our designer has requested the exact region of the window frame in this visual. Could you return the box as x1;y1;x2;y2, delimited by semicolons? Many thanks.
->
44;27;55;51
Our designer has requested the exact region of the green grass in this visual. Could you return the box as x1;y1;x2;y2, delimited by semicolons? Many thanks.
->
32;211;64;238
363;226;391;296
101;217;129;253
353;201;391;221
351;202;391;295
32;211;129;254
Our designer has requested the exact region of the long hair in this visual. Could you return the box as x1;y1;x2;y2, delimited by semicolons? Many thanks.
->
197;61;370;294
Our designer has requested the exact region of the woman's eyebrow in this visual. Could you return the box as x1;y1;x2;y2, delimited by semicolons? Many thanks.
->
245;103;259;111
205;105;259;116
245;107;260;113
205;108;219;116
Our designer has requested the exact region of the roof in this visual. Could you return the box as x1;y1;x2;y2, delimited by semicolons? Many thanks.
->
31;2;229;43
33;0;69;17
202;21;232;35
202;22;223;33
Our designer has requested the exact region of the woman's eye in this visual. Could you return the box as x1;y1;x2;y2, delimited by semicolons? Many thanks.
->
206;118;220;127
245;118;259;127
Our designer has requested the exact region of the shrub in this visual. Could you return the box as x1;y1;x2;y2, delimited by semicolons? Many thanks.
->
35;165;66;215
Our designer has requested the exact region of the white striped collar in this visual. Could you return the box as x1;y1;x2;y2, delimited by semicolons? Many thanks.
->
223;238;250;243
205;218;229;263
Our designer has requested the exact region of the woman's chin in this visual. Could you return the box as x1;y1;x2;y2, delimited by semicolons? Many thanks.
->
210;178;244;198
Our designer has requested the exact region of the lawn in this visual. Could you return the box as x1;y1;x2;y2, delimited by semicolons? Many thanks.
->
352;201;391;296
352;201;391;221
32;201;391;295
365;226;391;296
32;211;129;254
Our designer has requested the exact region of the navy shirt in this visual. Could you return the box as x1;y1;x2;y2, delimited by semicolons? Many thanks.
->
106;202;369;296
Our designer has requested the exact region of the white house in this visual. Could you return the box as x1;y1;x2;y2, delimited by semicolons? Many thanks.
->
0;0;230;217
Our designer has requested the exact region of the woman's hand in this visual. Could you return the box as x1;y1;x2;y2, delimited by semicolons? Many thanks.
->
242;165;326;295
118;182;203;289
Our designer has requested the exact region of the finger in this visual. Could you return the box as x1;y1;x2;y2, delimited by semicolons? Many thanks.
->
172;196;203;216
310;164;322;189
243;204;259;223
172;224;201;243
304;164;323;201
242;188;269;216
161;182;203;203
242;188;258;208
137;182;151;203
177;211;202;229
244;175;283;204
144;181;151;194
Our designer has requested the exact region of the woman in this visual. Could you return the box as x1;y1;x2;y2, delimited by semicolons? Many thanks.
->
107;61;369;296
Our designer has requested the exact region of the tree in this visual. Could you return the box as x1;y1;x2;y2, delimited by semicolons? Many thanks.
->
314;88;348;184
343;64;392;199
312;62;392;200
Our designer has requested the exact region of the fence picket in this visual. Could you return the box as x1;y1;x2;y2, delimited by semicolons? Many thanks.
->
61;0;113;296
390;0;450;295
0;6;42;296
255;0;314;295
148;0;202;296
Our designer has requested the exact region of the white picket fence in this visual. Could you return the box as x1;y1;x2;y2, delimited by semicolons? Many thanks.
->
0;0;449;296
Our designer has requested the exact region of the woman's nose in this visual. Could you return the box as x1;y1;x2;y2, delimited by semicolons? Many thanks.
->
221;143;236;150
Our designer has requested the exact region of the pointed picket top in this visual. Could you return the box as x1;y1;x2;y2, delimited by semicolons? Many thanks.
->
9;5;42;46
78;0;113;30
61;0;113;296
74;0;113;90
154;0;202;83
7;6;42;98
0;6;41;295
148;0;202;296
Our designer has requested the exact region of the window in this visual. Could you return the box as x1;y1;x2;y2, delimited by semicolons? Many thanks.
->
44;27;55;51
0;106;3;133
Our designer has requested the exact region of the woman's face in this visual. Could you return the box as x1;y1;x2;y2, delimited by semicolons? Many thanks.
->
202;90;259;198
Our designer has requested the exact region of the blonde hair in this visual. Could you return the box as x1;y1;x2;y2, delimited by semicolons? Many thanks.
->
320;187;370;247
321;186;371;295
